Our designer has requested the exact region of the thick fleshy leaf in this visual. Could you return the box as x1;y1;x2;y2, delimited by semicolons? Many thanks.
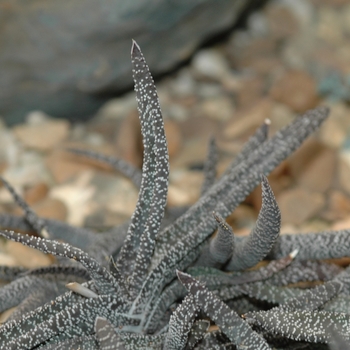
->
153;107;329;273
95;317;126;350
226;175;281;271
269;228;350;261
164;294;198;350
0;40;340;350
177;270;271;349
0;230;123;296
244;309;350;343
117;41;169;294
184;319;210;350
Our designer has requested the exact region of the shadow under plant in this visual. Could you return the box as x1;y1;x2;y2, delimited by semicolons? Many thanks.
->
0;41;348;349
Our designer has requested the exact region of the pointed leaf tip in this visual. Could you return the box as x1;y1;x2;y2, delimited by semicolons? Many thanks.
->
176;270;191;286
290;249;299;259
131;39;141;55
260;173;268;184
212;211;222;223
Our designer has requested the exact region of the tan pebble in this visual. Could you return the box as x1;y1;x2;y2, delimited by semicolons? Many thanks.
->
6;240;52;268
288;138;321;177
0;252;18;266
323;191;350;221
24;182;49;205
316;7;343;45
233;227;250;236
46;150;93;184
114;111;142;168
13;119;70;151
33;197;68;222
331;217;350;231
249;56;283;76
235;76;265;109
270;70;319;113
319;117;347;149
338;156;350;195
265;4;299;39
50;172;96;226
171;137;209;169
86;118;120;141
222;98;273;139
221;74;241;94
199;97;234;122
244;169;292;211
179;115;217;140
105;178;138;217
66;142;118;173
95;93;137;120
0;162;7;176
164;120;182;158
268;103;295;135
228;36;277;71
167;171;202;207
297;147;336;192
277;187;326;225
280;224;299;235
167;186;193;207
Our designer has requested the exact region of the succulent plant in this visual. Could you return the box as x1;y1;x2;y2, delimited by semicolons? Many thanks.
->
0;41;348;349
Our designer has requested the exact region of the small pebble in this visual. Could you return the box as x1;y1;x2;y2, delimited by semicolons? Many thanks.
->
296;147;336;192
5;241;52;268
96;92;136;120
33;197;68;222
13;119;70;152
270;70;319;113
24;182;49;205
339;154;350;195
323;191;350;221
223;98;272;139
192;49;231;81
199;96;234;122
277;187;325;225
164;119;182;158
50;171;96;226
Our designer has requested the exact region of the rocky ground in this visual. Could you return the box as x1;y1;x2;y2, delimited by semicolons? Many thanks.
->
1;0;350;267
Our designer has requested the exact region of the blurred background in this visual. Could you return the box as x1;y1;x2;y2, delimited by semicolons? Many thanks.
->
1;0;350;268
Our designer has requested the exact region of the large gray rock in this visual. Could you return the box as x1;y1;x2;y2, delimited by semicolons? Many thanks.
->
0;0;261;124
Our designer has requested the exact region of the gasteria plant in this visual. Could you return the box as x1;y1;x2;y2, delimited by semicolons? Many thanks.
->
0;41;348;349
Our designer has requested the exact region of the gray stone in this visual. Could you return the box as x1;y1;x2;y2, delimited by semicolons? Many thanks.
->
0;0;261;125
